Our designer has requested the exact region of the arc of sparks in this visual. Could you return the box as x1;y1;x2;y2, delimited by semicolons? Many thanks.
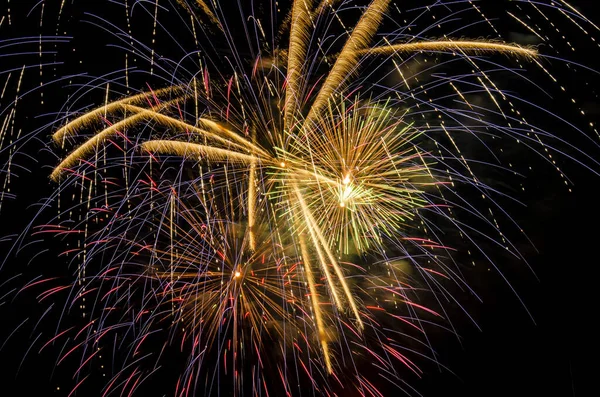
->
193;0;223;29
361;39;539;58
175;0;223;30
285;0;315;132
51;112;149;181
122;105;270;157
298;227;332;374
51;102;271;181
293;183;364;330
247;129;258;251
52;86;183;143
305;0;390;125
140;140;266;164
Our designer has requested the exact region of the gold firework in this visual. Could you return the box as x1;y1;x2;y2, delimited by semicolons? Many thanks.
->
43;0;562;391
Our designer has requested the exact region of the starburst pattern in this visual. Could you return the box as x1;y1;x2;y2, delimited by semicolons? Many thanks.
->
1;1;598;396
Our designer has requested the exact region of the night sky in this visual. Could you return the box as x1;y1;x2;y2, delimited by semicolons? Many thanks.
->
0;1;598;396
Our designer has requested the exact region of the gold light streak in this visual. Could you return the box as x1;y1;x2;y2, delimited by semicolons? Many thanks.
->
51;112;148;181
52;86;182;143
361;40;539;58
140;140;264;164
292;183;344;309
285;0;314;131
194;0;223;29
305;0;390;125
297;227;332;373
247;131;258;252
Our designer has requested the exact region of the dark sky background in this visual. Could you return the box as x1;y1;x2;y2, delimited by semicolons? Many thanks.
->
0;1;599;396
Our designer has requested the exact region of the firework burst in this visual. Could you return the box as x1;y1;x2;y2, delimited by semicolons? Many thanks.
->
1;1;598;396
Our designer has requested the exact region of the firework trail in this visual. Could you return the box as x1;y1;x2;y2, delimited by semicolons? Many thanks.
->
0;0;598;396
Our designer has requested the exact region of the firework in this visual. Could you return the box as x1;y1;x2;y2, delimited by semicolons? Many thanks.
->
1;1;598;396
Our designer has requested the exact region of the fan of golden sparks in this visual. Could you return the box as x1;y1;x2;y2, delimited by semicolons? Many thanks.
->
15;0;596;395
